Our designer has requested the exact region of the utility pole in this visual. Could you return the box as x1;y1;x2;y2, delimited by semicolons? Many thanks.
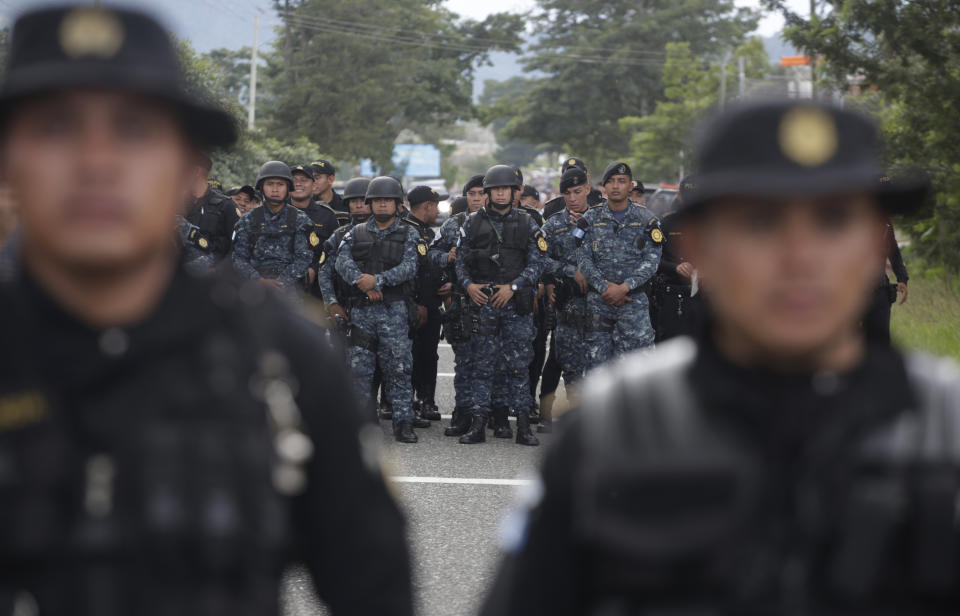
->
719;52;730;111
738;56;746;99
248;14;259;130
809;0;817;100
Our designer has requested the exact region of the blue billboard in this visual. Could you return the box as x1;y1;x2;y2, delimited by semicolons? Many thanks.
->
361;144;442;178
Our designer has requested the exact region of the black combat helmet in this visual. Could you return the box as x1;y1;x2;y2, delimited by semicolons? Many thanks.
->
255;161;294;192
483;164;522;190
364;176;404;203
343;177;372;201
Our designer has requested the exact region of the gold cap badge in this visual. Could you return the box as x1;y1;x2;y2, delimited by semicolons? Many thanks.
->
568;158;576;165
59;8;125;59
198;237;209;249
778;107;838;167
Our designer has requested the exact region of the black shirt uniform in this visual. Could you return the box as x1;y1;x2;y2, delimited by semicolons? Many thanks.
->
483;334;960;615
403;210;444;413
184;188;239;262
0;267;414;616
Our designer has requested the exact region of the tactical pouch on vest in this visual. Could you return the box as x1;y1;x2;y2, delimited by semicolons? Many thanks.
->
561;302;587;338
472;311;499;336
585;313;616;333
258;265;284;280
826;475;906;599
911;464;959;594
347;325;378;353
442;297;471;342
406;298;419;337
514;287;534;316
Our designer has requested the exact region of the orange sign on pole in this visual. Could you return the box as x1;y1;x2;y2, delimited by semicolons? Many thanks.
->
780;56;812;66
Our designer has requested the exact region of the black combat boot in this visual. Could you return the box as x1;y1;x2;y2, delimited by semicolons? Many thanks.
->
528;401;541;424
491;405;513;439
516;412;540;446
377;400;393;421
421;400;441;421
394;421;418;443
459;414;487;444
444;406;471;436
412;405;431;429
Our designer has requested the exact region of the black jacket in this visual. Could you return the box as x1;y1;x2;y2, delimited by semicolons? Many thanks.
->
482;332;960;616
0;266;414;616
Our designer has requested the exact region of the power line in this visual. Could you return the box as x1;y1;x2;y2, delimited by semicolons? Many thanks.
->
279;9;670;60
279;14;682;68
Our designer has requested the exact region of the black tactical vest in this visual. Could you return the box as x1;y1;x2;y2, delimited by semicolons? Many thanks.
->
346;224;412;303
0;277;306;615
573;338;960;615
249;205;299;251
464;209;530;284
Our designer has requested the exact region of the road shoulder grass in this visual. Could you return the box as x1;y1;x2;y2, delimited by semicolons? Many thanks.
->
890;277;960;361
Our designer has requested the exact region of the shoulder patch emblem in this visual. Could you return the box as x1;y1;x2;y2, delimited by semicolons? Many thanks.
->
417;241;428;257
0;391;47;432
198;236;209;249
651;228;664;244
309;231;320;247
537;235;548;252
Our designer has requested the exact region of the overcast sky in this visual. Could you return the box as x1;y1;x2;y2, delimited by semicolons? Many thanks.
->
0;0;813;52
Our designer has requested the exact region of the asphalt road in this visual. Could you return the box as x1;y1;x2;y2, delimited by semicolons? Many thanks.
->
283;342;569;616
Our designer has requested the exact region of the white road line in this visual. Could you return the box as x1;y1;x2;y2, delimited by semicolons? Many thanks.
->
437;372;456;377
390;476;533;486
439;343;452;349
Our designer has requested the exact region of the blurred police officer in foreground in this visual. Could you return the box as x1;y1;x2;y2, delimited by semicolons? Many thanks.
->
336;177;424;443
482;101;957;616
455;165;549;445
0;5;413;615
578;162;662;368
232;161;314;292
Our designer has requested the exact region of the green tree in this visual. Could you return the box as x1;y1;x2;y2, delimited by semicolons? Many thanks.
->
497;0;759;168
216;131;329;188
620;38;770;182
765;0;960;279
264;0;523;172
478;76;541;167
204;47;255;106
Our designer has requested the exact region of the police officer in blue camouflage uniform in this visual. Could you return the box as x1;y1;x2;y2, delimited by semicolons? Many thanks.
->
429;177;485;437
455;165;550;446
336;176;424;443
578;161;662;369
232;161;314;291
542;167;592;389
318;176;372;323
